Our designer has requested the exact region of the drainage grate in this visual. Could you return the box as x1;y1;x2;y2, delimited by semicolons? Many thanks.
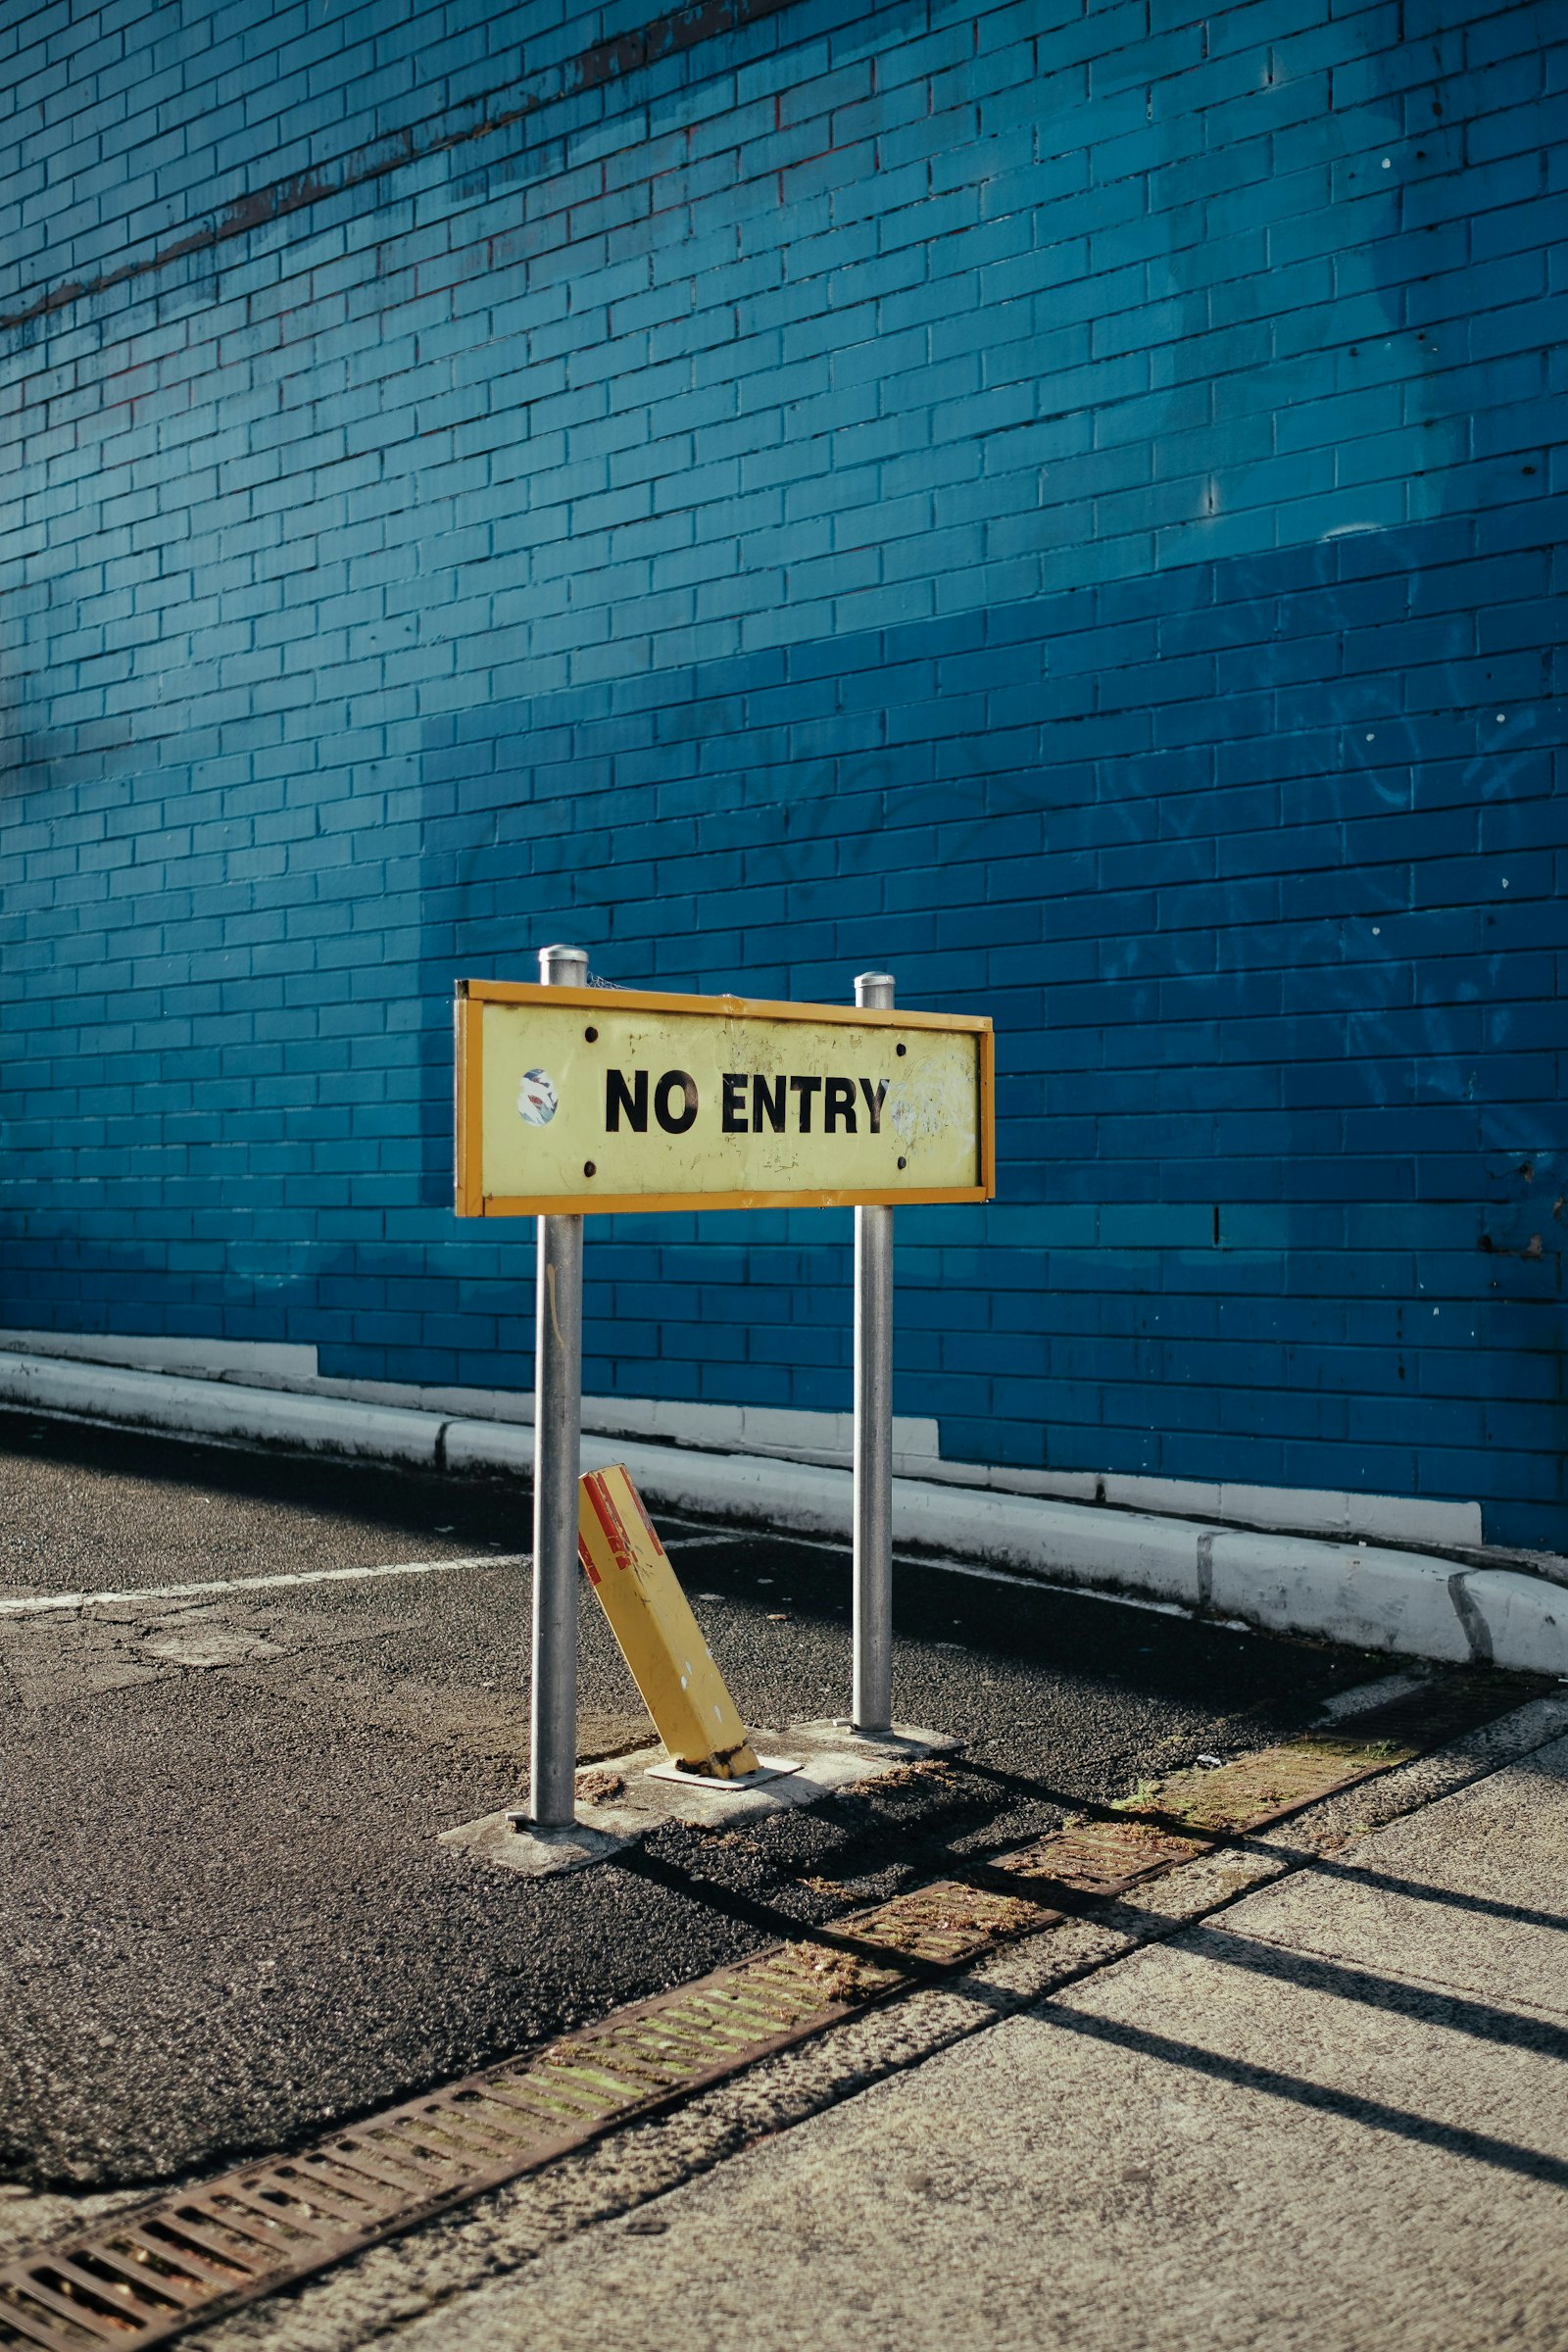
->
0;1961;846;2352
0;1673;1534;2351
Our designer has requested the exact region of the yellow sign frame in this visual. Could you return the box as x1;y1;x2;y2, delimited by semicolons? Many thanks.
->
455;980;995;1217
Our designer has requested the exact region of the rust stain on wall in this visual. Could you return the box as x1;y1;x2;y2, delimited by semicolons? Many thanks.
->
1;0;803;337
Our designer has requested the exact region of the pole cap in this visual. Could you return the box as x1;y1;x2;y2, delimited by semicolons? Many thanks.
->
855;970;896;1008
538;945;591;985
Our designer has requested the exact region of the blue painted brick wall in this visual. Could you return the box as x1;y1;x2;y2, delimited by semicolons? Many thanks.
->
2;0;1563;1544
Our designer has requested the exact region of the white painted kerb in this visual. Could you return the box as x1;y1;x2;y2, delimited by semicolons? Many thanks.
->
0;1326;1485;1549
1;1349;1561;1675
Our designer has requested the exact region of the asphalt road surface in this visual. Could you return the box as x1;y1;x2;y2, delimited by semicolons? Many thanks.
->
0;1409;1387;2191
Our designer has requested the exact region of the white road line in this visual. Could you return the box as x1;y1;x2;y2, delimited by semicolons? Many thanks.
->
0;1555;527;1618
887;1550;1259;1628
1315;1670;1428;1721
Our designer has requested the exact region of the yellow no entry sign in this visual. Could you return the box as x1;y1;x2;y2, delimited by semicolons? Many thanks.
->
455;980;994;1216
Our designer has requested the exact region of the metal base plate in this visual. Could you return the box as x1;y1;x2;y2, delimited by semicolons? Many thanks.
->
644;1753;804;1792
447;1816;635;1878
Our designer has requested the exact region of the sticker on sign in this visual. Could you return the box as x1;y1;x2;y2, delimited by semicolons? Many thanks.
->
456;982;994;1215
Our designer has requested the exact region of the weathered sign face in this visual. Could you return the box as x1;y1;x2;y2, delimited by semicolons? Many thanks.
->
456;983;994;1215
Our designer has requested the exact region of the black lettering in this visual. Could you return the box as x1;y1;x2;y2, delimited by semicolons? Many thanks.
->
858;1076;889;1134
789;1074;822;1133
824;1076;857;1133
753;1073;787;1132
721;1073;748;1133
606;1068;647;1132
654;1069;699;1134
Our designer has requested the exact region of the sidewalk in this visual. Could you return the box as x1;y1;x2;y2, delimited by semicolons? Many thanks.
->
374;1722;1568;2352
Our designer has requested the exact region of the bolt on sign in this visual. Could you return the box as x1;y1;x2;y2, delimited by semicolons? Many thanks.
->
455;981;995;1216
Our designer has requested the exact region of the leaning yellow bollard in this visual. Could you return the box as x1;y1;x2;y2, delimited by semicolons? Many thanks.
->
577;1465;761;1779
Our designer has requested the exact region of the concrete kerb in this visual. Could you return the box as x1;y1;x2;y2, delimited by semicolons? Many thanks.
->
2;1349;1563;1677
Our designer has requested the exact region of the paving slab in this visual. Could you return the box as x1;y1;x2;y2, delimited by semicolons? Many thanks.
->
392;1733;1568;2352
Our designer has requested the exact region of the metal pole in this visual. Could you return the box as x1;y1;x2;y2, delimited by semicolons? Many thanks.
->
530;943;589;1826
853;969;896;1735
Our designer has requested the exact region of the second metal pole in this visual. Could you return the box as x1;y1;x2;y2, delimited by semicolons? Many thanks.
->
853;968;896;1735
530;942;588;1827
